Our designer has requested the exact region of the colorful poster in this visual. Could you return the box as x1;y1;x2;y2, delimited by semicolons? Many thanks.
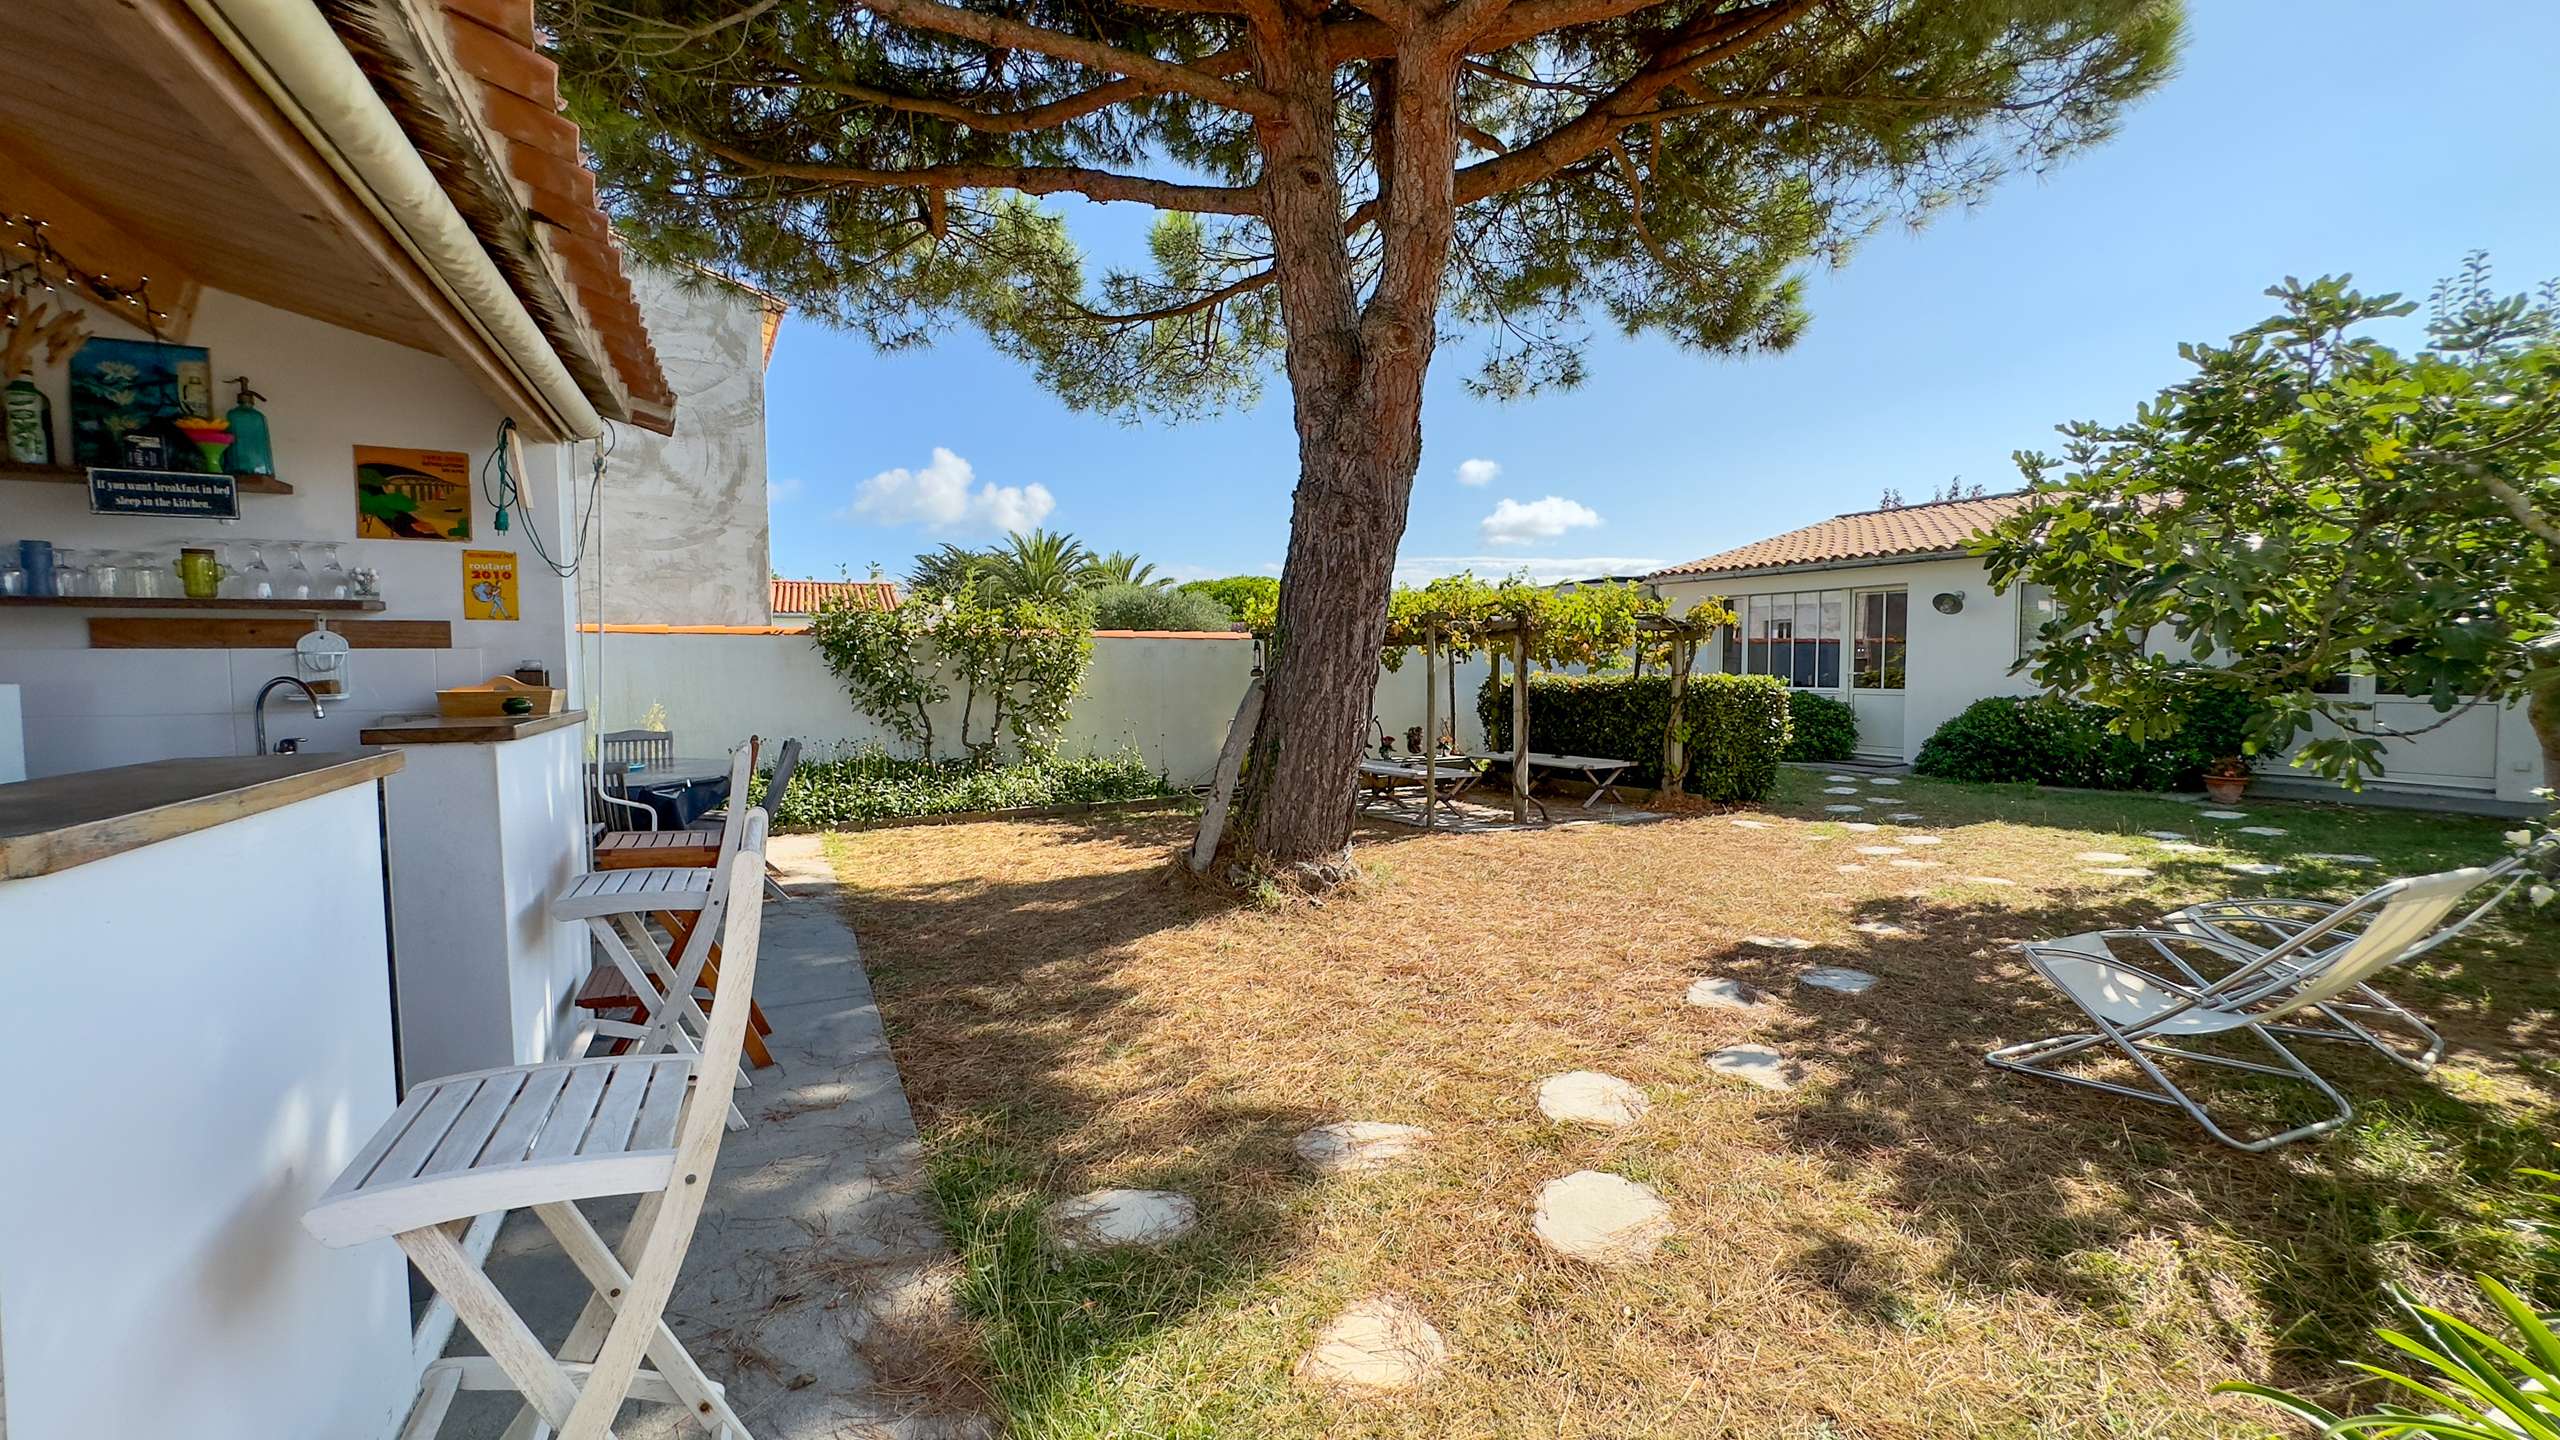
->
462;549;519;621
68;338;215;468
356;445;472;540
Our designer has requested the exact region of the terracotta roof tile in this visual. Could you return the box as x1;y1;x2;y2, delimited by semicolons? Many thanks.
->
773;580;903;615
1649;492;2034;580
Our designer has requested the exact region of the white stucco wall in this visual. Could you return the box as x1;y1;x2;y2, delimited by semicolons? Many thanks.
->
0;783;410;1440
582;267;774;628
588;629;1493;789
0;285;583;778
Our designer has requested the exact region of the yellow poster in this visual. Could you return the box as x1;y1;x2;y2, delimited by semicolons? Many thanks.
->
462;549;519;621
355;445;473;540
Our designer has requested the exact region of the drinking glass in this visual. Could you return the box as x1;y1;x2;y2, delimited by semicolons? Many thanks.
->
53;548;90;598
280;542;315;601
88;550;124;598
318;543;352;601
125;549;170;599
239;541;274;600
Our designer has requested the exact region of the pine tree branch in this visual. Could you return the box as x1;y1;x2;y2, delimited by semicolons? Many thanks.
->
856;0;1285;118
691;135;1265;213
742;68;1155;134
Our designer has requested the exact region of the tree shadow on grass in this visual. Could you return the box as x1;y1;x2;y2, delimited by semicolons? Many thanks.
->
828;813;1336;1435
1711;877;2560;1398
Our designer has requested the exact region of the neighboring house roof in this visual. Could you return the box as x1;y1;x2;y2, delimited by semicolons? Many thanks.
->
1649;491;2034;580
772;579;901;615
330;0;678;431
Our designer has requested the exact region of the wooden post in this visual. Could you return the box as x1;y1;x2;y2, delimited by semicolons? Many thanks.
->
1422;623;1438;831
1663;631;1692;801
1511;630;1530;825
1188;676;1264;873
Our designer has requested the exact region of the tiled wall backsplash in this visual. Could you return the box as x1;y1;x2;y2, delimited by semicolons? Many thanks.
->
0;646;499;778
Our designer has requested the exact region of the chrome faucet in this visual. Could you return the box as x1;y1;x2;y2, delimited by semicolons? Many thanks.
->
255;675;326;755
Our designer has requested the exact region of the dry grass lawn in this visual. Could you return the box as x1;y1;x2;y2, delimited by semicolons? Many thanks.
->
825;770;2560;1439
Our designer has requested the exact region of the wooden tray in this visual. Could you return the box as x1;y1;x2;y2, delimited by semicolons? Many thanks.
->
436;675;568;717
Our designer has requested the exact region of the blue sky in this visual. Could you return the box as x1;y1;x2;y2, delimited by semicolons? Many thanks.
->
761;1;2560;587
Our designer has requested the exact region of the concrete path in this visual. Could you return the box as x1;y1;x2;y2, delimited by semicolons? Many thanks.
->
442;834;985;1439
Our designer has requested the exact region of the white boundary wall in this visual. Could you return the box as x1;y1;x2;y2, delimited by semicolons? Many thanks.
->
588;630;1492;787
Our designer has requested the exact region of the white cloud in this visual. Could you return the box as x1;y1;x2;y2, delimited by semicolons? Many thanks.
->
1393;554;1664;586
767;475;805;505
1480;495;1600;546
1455;457;1501;487
840;447;1054;534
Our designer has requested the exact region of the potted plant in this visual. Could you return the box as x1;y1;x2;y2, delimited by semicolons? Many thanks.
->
2201;756;2252;805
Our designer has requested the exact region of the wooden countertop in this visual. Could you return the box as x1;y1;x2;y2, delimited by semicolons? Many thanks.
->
359;709;587;745
0;750;405;881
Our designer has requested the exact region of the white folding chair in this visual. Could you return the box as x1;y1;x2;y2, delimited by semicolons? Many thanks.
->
2156;837;2555;1073
596;738;802;903
304;818;772;1440
1988;863;2500;1151
554;745;762;1126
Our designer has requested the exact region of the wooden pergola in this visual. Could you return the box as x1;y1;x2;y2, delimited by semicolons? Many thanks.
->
1402;609;1718;830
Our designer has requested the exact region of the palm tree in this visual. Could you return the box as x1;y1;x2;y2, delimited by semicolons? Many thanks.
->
907;542;991;600
989;528;1094;605
1085;550;1171;589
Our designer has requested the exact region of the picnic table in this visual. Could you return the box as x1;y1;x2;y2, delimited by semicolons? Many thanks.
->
1356;756;1483;814
596;754;735;829
1466;751;1639;808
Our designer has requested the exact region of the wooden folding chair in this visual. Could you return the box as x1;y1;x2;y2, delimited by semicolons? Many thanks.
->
596;737;802;902
304;817;772;1440
555;745;776;1080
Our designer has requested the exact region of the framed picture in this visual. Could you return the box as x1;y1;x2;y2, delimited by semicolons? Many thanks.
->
355;445;473;541
67;338;215;469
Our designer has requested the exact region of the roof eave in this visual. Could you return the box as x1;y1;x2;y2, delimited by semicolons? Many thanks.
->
1648;548;1980;584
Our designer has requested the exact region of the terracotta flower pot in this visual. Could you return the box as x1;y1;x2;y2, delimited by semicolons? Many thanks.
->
2202;773;2249;805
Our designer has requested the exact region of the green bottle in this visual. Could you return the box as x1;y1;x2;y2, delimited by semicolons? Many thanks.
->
5;371;51;465
224;376;274;477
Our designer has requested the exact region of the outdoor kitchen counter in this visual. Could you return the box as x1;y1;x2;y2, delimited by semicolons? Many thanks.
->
0;749;405;880
359;708;586;745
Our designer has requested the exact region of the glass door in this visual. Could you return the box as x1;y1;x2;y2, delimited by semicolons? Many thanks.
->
1848;589;1908;758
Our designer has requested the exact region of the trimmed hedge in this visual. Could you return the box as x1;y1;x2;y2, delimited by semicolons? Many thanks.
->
748;747;1174;827
1089;583;1234;632
1479;671;1793;803
1784;690;1860;763
1911;691;2260;792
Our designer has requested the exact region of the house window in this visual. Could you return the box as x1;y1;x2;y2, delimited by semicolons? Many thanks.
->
2017;582;2058;659
1853;590;1907;691
1735;590;1845;687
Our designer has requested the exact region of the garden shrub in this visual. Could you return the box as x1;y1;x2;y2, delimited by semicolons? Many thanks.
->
1478;672;1792;803
751;747;1173;828
1088;583;1235;632
1784;690;1859;762
1911;690;2260;792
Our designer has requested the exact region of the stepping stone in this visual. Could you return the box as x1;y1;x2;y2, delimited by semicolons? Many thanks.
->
2199;810;2248;820
1850;921;1910;937
1966;876;2018;887
1888;858;1941;869
1294;1122;1433;1175
2301;852;2381;865
2237;825;2289;837
1296;1297;1447;1393
1532;1171;1675;1265
2085;866;2154;879
1897;834;1942;846
1537;1071;1651;1129
2226;861;2287;876
1744;935;1815;950
1833;863;1867;874
1824;804;1866;813
1799;966;1878;994
1705;1045;1797;1092
1050;1189;1198;1250
1842;822;1883;832
1823;786;1860;795
2076;851;2134;863
1728;818;1771;830
1686;976;1767;1009
2143;830;2188;841
1868;776;1902;786
1854;845;1905;856
2157;841;2214;855
1825;774;1858;782
1886;812;1925;821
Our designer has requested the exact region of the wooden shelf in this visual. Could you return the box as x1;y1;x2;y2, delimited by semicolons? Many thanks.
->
0;595;386;612
0;459;295;495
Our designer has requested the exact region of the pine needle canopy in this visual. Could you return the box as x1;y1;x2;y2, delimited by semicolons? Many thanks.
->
550;0;2178;418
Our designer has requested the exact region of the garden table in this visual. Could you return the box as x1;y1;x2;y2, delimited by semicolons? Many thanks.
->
1467;751;1638;808
598;755;734;829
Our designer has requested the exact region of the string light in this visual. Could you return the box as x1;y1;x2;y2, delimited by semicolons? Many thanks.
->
4;213;170;340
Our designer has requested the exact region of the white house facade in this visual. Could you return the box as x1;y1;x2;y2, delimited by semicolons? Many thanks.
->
1647;493;2544;806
